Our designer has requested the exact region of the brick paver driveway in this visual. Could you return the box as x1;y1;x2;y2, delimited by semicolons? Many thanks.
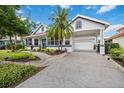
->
17;52;124;88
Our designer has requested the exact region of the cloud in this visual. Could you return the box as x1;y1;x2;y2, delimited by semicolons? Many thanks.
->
26;5;31;10
86;6;92;10
60;5;71;9
16;10;23;14
97;5;117;14
105;24;124;32
85;5;99;10
20;17;27;21
36;21;41;24
70;7;73;11
104;24;124;37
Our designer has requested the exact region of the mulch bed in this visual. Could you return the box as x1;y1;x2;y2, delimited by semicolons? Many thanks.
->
113;59;124;68
48;50;66;56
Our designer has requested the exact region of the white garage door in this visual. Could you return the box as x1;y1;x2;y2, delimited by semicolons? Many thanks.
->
74;37;94;50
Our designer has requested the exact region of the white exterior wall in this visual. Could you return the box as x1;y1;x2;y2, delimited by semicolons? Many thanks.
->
113;36;124;48
71;17;105;31
35;26;47;34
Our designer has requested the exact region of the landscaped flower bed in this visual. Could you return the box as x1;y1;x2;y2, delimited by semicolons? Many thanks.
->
0;50;38;62
109;48;124;67
0;64;38;88
33;48;66;55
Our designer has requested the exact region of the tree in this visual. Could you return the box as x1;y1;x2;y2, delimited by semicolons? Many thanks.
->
0;5;36;51
0;6;20;51
46;6;73;50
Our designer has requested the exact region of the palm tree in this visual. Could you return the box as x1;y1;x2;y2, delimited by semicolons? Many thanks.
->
46;6;73;51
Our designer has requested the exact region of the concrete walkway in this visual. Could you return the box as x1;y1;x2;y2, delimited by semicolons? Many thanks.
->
16;52;124;88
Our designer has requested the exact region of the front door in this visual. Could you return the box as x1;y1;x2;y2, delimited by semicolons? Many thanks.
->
42;39;46;48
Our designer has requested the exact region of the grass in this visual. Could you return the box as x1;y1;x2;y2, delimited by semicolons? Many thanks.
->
0;50;36;62
0;64;38;88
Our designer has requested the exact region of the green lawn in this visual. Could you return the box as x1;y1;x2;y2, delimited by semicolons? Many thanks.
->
0;50;36;62
0;64;38;88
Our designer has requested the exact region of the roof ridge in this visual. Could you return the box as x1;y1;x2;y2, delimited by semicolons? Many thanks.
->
72;14;110;26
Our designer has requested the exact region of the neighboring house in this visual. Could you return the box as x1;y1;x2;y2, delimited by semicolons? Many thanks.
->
107;26;124;48
24;14;110;54
0;36;21;49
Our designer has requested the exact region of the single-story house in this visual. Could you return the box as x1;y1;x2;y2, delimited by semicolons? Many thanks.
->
106;26;124;48
24;14;110;55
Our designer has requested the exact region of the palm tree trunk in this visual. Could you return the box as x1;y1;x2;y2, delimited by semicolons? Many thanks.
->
57;39;60;50
60;40;63;51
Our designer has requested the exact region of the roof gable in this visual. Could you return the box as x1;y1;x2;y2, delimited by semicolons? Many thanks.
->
71;14;110;27
32;23;47;35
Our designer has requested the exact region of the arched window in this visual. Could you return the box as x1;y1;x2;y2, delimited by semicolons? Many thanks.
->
75;20;82;29
41;27;44;32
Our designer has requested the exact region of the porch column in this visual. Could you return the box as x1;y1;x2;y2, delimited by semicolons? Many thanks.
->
32;38;34;46
38;38;41;48
45;37;48;46
100;29;105;55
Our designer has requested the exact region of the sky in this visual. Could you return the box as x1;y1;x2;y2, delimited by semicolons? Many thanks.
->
17;5;124;38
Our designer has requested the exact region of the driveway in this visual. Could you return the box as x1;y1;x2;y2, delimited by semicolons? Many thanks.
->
16;52;124;88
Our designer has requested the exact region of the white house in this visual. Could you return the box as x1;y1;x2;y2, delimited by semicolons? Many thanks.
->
107;26;124;48
24;14;110;55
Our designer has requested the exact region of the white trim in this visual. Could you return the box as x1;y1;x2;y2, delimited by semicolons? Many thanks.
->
71;14;110;26
31;23;47;35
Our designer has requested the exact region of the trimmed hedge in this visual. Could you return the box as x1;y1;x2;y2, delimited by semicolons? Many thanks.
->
0;64;37;88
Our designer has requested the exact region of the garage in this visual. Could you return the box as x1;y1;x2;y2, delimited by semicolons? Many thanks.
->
74;36;94;50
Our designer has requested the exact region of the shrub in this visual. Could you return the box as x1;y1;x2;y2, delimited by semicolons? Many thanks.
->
5;43;11;49
105;43;120;54
18;49;27;51
105;43;111;54
36;48;41;52
119;53;124;62
16;44;25;50
110;43;120;49
0;51;36;61
7;52;36;61
109;48;122;60
44;48;50;53
0;64;37;88
41;48;50;53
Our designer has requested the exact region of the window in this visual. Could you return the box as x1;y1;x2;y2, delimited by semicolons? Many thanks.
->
41;27;44;32
51;40;54;45
34;39;38;46
55;40;60;45
47;38;60;46
26;38;32;46
75;20;82;29
65;39;70;45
